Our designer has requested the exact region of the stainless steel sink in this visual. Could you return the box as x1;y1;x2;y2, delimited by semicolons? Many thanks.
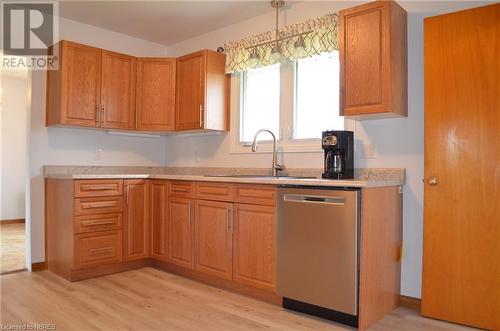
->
203;174;317;179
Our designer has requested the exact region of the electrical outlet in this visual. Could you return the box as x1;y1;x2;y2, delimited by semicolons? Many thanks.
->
95;148;102;160
362;143;376;159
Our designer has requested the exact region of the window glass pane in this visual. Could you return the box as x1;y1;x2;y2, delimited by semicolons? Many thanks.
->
241;64;280;142
294;52;343;139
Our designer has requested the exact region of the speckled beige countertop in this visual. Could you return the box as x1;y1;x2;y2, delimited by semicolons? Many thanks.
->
44;166;405;188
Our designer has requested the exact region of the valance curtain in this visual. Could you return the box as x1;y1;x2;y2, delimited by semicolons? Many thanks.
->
223;13;339;74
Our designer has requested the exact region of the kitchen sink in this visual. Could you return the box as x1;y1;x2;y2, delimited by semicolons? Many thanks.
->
203;174;317;179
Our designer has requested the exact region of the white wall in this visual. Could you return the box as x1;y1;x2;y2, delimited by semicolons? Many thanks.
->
1;72;29;221
28;17;169;264
164;2;425;298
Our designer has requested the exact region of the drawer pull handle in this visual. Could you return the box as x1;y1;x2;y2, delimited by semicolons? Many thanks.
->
89;247;112;254
172;187;189;192
82;185;116;191
82;201;116;209
81;220;115;227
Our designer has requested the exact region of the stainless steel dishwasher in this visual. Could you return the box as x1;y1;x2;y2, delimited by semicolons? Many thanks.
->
277;186;360;327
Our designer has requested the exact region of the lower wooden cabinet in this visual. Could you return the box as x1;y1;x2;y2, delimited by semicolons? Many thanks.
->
124;179;150;261
194;200;233;280
233;203;276;292
150;180;169;261
168;197;194;268
74;230;123;268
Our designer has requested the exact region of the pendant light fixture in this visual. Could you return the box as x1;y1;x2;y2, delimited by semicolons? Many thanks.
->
246;0;312;66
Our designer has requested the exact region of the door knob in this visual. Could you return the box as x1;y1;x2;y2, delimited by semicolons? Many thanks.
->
428;176;439;185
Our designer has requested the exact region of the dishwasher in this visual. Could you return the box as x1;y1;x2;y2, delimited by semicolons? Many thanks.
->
277;186;360;327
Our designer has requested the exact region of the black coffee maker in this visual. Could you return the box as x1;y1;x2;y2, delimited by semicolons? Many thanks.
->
322;130;354;179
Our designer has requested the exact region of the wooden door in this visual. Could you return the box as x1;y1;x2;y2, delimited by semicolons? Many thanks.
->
339;0;407;117
194;200;233;280
136;58;176;131
101;50;137;129
124;179;150;261
47;40;101;127
233;204;276;292
422;4;500;330
175;51;205;130
168;197;194;268
150;180;168;261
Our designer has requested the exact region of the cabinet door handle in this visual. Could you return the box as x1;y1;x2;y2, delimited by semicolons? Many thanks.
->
96;105;101;127
89;247;112;255
125;184;129;205
81;219;115;227
188;200;192;225
83;185;116;191
82;201;116;209
226;206;230;233
101;105;105;126
199;104;203;128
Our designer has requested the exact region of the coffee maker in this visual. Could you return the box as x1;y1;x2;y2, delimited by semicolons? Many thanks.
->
322;131;354;179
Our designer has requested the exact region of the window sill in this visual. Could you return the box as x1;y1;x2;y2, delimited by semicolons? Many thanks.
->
230;141;323;154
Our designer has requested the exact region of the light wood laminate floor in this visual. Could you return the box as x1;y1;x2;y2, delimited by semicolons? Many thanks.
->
0;223;26;274
0;268;477;331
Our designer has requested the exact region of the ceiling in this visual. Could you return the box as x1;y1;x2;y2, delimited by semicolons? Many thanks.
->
58;1;274;46
56;1;497;47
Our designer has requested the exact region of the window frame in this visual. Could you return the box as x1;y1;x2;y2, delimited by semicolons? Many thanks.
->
230;55;346;154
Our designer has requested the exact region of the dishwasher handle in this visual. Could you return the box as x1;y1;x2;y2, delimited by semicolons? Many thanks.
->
283;194;346;205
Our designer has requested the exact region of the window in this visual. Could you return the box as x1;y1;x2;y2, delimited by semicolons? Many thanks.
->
237;51;343;152
240;64;280;143
294;51;342;139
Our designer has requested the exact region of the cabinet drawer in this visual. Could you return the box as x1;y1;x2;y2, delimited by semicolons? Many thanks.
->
74;230;123;268
168;181;194;198
74;213;122;234
74;179;123;197
235;185;276;206
195;182;234;202
74;196;123;215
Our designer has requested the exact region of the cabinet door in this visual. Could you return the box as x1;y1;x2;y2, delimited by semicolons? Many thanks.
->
47;40;101;127
136;58;176;131
339;1;407;117
194;200;233;280
233;204;276;292
151;180;168;261
124;179;150;260
175;51;205;131
101;50;137;129
168;197;194;268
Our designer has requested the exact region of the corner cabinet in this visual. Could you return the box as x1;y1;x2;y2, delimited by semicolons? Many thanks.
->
136;58;176;131
339;0;407;118
175;50;229;131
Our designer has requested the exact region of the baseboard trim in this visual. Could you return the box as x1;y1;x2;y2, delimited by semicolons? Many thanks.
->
0;218;25;225
399;295;421;310
31;262;47;271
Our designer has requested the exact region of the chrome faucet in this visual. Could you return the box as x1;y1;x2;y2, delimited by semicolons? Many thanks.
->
251;129;285;177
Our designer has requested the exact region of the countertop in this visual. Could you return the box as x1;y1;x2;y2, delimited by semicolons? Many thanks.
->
44;166;405;188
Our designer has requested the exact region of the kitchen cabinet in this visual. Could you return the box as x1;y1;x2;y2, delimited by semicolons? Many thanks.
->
136;58;176;131
194;200;233;280
168;197;194;268
124;179;150;261
233;203;276;292
339;0;407;118
175;50;229;131
46;40;101;127
101;50;137;129
150;180;169;261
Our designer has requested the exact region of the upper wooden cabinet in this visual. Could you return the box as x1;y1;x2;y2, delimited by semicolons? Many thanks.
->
176;50;229;131
46;41;101;127
136;58;176;131
339;0;407;118
101;51;137;130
